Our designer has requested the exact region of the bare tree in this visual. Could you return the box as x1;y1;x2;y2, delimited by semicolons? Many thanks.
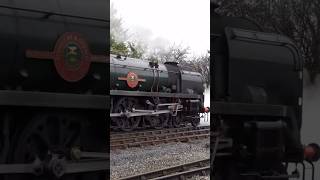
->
180;53;210;86
110;3;128;42
216;0;320;83
147;44;190;63
163;44;190;63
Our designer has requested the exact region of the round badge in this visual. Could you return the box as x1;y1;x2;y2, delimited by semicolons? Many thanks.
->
53;32;91;82
126;72;139;88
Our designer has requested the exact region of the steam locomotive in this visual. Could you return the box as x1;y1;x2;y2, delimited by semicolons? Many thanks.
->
0;0;108;179
212;1;320;180
110;55;209;131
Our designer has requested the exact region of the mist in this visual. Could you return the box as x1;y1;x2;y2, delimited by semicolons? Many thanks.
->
127;25;175;58
111;0;209;57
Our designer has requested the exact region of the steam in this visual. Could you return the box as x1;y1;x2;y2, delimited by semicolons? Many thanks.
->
125;25;187;59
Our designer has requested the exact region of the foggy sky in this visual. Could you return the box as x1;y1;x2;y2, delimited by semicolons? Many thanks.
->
111;0;209;56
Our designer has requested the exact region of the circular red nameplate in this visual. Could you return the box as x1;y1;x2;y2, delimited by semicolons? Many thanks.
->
126;72;139;88
53;32;91;82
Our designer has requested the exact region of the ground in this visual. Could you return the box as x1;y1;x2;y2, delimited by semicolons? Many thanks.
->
110;138;210;179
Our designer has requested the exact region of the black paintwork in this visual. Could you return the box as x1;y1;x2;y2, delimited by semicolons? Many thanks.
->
0;90;108;109
212;4;306;179
0;0;109;178
110;55;204;96
0;0;108;95
110;90;201;99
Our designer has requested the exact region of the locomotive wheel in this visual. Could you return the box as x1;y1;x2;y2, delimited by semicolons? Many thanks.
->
159;114;169;128
147;116;161;129
147;114;168;129
191;117;200;127
171;116;181;128
113;97;141;131
7;113;105;180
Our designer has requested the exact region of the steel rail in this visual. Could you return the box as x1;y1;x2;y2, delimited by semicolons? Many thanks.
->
117;159;210;180
111;133;209;150
151;166;210;180
111;129;210;145
111;126;210;140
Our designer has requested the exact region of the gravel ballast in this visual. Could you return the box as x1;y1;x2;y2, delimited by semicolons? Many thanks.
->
110;138;210;179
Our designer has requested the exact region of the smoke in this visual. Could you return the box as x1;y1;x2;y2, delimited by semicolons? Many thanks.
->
126;25;172;57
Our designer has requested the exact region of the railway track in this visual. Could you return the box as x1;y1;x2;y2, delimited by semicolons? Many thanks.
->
110;126;210;150
111;126;210;139
117;158;210;180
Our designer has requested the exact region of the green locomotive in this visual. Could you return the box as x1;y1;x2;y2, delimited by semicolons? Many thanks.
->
110;54;208;131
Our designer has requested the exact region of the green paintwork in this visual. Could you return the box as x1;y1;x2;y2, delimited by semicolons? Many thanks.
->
110;55;204;95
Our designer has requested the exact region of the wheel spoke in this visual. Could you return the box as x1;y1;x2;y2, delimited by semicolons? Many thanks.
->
10;114;81;175
7;113;101;180
63;130;80;147
58;118;65;147
172;115;181;128
32;131;50;152
112;97;141;131
63;123;80;147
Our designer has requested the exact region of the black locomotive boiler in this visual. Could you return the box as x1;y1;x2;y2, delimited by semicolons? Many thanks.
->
110;55;209;131
211;2;320;180
0;0;108;179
